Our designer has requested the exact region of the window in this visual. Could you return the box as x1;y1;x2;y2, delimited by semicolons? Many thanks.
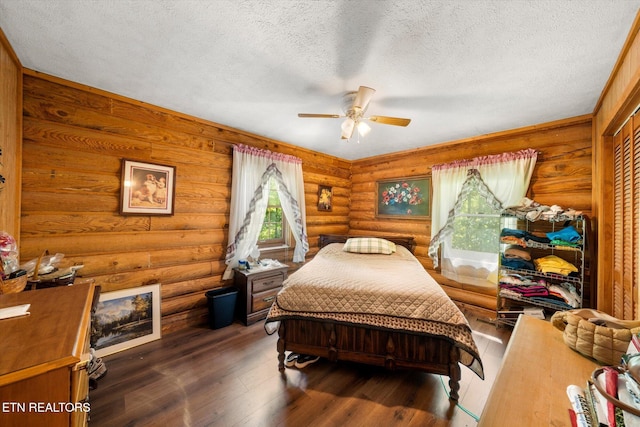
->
451;189;501;254
258;178;286;246
438;172;521;289
441;184;502;288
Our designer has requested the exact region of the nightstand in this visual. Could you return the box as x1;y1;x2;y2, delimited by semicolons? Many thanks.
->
234;264;288;325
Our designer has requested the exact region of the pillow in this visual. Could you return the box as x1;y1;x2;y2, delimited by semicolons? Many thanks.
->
343;237;396;255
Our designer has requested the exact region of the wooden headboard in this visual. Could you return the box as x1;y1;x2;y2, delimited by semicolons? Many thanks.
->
318;234;416;254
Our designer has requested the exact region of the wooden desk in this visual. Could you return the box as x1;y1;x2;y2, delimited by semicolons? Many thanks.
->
0;283;96;427
479;315;599;427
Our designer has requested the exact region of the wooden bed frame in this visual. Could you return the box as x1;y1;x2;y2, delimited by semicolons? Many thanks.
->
275;234;463;401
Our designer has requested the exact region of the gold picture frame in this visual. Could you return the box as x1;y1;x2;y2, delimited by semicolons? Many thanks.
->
317;185;333;211
120;159;176;215
375;175;431;219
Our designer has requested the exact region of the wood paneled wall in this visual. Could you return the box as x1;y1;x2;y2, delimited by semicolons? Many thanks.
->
0;27;22;241
20;71;350;333
19;68;592;323
593;12;640;317
351;116;593;311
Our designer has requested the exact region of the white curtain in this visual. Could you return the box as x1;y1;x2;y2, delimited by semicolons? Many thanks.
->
223;144;308;280
428;149;538;280
431;149;538;239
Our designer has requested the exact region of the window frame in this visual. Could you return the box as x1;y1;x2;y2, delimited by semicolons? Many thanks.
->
258;177;290;249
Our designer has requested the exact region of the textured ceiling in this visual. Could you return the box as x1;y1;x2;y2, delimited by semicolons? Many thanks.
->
0;0;638;160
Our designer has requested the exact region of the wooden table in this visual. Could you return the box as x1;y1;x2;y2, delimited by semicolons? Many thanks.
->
479;315;599;427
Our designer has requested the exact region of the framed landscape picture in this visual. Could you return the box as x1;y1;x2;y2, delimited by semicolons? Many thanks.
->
91;284;161;357
375;175;431;219
120;159;176;215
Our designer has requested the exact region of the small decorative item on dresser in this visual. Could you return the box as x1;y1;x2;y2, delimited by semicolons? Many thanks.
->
0;231;25;293
0;274;27;294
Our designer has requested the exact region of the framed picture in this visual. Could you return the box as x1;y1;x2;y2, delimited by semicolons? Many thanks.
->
91;284;161;357
317;185;333;211
120;159;176;215
375;175;431;219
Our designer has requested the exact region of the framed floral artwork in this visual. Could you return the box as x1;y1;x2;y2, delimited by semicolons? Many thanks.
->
375;176;431;219
120;159;176;215
317;185;333;211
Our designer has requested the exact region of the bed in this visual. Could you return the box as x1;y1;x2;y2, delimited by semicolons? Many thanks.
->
264;234;484;401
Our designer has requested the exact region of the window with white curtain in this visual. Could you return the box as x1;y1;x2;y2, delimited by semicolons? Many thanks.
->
440;176;515;287
223;144;308;280
429;149;537;288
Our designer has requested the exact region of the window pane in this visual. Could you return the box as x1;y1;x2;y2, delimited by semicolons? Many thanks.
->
451;187;501;253
259;178;286;245
451;215;500;253
442;183;502;288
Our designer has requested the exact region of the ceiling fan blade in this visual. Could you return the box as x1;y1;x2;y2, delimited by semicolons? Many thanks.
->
368;116;411;127
341;118;355;139
352;86;376;111
298;113;341;118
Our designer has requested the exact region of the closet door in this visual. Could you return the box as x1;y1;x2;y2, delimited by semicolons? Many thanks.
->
612;116;640;319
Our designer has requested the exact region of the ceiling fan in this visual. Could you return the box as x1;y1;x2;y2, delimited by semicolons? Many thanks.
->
298;86;411;141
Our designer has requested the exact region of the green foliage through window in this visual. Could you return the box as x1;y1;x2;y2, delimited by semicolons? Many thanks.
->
259;178;284;243
450;188;501;253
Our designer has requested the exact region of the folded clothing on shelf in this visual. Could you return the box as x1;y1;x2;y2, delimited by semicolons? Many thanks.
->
500;228;551;247
534;255;578;276
500;283;549;297
546;225;582;244
500;254;535;271
504;197;583;221
504;245;532;261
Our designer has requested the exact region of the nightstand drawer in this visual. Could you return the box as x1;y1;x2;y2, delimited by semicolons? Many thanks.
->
252;272;285;293
252;288;280;312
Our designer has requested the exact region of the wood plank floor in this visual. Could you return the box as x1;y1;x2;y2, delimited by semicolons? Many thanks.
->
89;309;511;427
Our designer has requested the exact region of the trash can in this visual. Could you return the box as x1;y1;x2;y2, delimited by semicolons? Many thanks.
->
205;287;238;329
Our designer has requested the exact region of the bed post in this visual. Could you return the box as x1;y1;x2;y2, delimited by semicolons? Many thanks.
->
448;346;461;401
277;322;286;372
384;335;396;370
325;323;338;362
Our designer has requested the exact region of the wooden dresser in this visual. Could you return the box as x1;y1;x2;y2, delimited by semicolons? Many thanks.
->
234;264;288;325
0;283;96;427
479;315;599;426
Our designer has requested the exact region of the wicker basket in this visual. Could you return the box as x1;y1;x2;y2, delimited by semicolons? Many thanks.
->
0;275;28;294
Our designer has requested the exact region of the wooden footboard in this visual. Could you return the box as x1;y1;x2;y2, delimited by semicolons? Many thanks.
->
277;318;461;401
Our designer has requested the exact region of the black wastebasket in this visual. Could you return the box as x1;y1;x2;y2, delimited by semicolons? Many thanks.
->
205;287;238;329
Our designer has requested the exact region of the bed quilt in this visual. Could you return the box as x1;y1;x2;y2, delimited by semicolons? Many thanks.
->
264;243;484;379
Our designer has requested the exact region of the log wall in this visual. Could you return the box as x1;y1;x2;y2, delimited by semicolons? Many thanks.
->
0;27;22;242
350;116;593;310
20;71;350;333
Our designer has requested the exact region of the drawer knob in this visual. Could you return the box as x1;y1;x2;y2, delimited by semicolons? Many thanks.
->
263;296;275;303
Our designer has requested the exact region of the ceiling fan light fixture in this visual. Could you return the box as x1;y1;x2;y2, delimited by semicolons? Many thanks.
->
357;121;371;137
341;118;355;139
297;85;411;140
